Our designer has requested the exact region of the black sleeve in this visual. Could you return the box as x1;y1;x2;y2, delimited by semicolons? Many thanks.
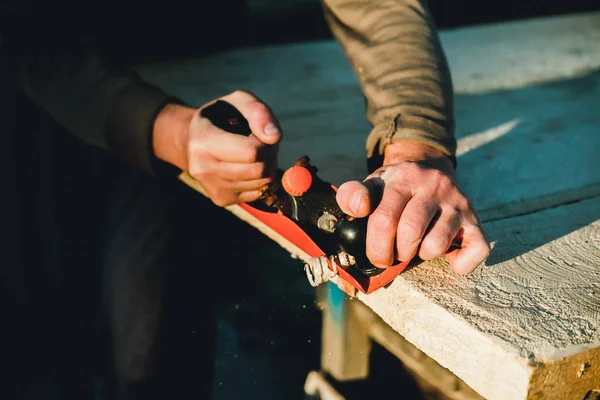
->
1;13;182;176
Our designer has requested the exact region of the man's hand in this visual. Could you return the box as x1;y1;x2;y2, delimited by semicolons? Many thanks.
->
335;141;490;274
152;90;282;206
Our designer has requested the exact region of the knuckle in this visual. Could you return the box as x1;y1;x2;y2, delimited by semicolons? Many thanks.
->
253;163;267;179
190;162;216;180
436;173;453;189
367;242;392;264
427;168;448;187
248;101;270;120
452;205;463;215
231;89;250;98
394;239;417;261
422;236;448;258
212;193;234;207
455;195;471;211
388;161;423;184
370;208;396;232
243;146;259;161
188;139;207;156
430;167;446;179
402;160;422;174
212;198;228;207
379;167;396;181
397;220;422;244
188;164;206;179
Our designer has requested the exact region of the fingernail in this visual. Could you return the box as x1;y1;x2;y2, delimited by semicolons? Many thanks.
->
264;123;280;136
350;191;364;214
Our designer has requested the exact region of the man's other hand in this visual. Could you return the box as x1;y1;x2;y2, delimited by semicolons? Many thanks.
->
335;141;490;275
152;90;282;207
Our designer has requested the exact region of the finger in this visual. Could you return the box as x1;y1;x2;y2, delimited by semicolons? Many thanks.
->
366;185;412;267
221;91;283;145
237;190;263;204
201;132;266;163
337;181;371;217
336;181;369;217
395;194;440;262
336;177;385;217
418;208;462;261
208;187;264;207
216;161;270;181
228;177;273;192
445;225;491;274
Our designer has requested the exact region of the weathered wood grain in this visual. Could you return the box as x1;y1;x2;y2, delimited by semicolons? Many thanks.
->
355;196;600;399
339;293;485;400
137;12;600;222
453;70;600;221
439;12;600;93
135;12;600;399
319;284;371;381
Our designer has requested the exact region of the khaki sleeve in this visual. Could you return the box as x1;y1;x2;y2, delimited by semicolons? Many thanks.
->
321;0;456;169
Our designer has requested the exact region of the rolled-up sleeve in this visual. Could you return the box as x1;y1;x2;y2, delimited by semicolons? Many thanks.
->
321;0;456;167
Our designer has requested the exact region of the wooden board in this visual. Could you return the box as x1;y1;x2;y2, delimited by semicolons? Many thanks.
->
348;295;485;400
354;196;600;400
135;11;600;400
137;12;600;223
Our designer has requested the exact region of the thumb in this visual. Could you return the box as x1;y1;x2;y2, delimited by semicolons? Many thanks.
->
336;180;373;217
220;91;283;145
254;120;282;145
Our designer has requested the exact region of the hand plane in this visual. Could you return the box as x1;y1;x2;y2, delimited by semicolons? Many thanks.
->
179;100;410;295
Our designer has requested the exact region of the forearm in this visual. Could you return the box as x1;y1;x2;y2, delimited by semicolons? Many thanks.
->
321;0;456;168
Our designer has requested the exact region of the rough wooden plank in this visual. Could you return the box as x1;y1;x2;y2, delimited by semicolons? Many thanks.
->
355;196;600;400
137;12;600;222
350;299;485;400
316;288;485;400
183;157;600;399
318;283;371;381
134;12;600;399
439;12;600;93
452;69;600;221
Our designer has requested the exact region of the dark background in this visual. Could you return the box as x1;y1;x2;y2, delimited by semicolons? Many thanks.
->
247;0;600;46
12;0;592;64
3;1;599;399
95;0;600;63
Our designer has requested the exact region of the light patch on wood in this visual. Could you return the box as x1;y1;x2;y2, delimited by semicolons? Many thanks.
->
453;68;600;222
440;12;600;93
319;286;371;381
356;197;600;399
351;299;485;400
135;12;600;399
456;118;520;157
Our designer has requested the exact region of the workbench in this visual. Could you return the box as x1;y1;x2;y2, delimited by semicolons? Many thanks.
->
138;11;600;400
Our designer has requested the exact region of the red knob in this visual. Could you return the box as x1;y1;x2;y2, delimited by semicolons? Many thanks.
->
282;166;312;196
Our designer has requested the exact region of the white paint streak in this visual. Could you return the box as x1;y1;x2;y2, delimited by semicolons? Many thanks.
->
457;119;521;158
